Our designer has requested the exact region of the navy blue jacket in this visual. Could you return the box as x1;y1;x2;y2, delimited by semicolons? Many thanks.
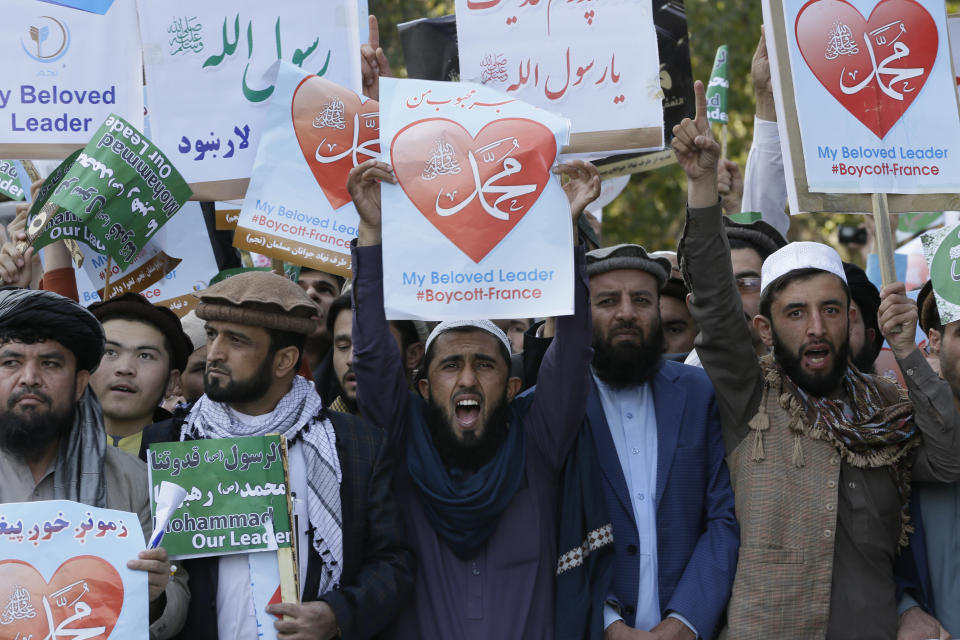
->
587;360;739;638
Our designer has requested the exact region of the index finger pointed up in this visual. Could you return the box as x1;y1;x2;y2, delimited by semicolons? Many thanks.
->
693;80;707;130
368;15;380;49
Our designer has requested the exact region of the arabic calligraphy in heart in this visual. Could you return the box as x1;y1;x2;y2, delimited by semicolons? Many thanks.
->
0;557;123;640
391;118;555;263
795;0;938;139
292;76;380;210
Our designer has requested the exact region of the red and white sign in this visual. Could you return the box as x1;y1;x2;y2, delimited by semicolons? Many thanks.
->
379;77;574;320
765;0;960;199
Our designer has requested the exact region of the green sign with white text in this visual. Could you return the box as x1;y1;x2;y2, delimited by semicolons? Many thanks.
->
148;436;293;560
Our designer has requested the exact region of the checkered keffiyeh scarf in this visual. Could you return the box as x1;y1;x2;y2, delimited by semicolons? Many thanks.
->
181;376;343;593
750;355;920;545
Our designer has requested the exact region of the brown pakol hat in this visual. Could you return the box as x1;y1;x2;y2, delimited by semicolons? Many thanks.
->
195;271;317;335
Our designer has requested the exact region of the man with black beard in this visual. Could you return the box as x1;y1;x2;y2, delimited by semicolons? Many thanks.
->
140;271;413;640
677;80;958;639
0;287;187;639
346;158;599;639
577;245;738;640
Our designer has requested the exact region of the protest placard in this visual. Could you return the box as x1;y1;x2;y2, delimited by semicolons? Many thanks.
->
147;436;293;560
71;202;219;315
234;64;370;276
763;0;960;214
0;161;26;201
379;77;573;320
25;113;192;273
455;0;662;155
951;15;960;96
137;1;363;200
0;1;142;159
921;223;960;325
0;500;148;640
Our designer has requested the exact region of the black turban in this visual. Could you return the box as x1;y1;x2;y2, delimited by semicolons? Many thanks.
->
0;287;105;372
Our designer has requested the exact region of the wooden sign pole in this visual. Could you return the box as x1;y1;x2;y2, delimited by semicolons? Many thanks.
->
872;192;904;333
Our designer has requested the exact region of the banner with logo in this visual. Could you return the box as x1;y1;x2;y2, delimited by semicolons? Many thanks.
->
0;500;148;640
379;77;573;320
455;0;662;155
764;0;960;210
137;0;363;200
234;64;369;276
921;223;960;325
0;1;142;159
147;436;293;560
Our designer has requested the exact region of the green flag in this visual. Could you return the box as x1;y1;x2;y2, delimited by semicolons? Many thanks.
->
921;223;960;325
727;211;762;225
899;212;942;234
0;161;25;201
705;45;729;125
27;114;192;270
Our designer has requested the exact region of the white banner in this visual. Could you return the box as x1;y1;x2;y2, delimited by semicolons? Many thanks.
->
379;77;573;320
455;0;662;154
770;0;960;196
234;63;368;276
0;500;148;640
137;0;362;199
75;201;219;316
0;1;142;157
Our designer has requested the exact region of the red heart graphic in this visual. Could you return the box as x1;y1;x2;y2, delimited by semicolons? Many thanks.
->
292;77;380;210
391;118;556;263
795;0;937;139
0;556;123;640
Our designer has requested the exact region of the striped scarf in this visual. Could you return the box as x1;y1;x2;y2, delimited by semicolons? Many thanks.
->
180;376;343;593
750;355;920;545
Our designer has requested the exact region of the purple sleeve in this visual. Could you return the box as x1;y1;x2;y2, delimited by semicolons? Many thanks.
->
351;242;410;447
523;245;593;472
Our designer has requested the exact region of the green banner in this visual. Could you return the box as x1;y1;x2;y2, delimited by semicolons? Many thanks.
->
0;161;25;201
727;211;762;225
705;45;728;125
29;114;192;270
898;212;942;234
922;224;960;326
148;436;293;559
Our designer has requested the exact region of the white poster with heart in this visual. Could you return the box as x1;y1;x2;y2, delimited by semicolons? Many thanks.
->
379;77;574;321
768;0;960;196
234;63;372;277
136;0;363;201
0;500;148;639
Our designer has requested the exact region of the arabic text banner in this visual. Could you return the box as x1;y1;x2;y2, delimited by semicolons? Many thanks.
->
455;0;663;155
0;500;148;640
148;436;293;560
379;77;573;321
235;63;370;276
0;1;142;158
137;0;363;200
772;0;960;198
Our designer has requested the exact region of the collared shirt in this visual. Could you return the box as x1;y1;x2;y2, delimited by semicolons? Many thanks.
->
594;375;699;637
108;431;143;457
594;375;660;631
215;408;312;640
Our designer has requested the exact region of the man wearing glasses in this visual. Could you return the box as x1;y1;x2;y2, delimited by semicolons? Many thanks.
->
680;217;786;367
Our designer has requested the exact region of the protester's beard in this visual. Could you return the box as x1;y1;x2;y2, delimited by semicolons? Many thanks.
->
0;389;75;464
592;319;664;388
772;326;850;397
850;344;877;375
424;391;511;470
204;357;273;404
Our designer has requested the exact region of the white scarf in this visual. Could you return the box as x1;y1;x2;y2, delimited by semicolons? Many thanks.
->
181;376;343;594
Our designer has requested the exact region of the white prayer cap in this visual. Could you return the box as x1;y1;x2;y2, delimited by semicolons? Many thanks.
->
760;241;847;295
425;320;512;357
